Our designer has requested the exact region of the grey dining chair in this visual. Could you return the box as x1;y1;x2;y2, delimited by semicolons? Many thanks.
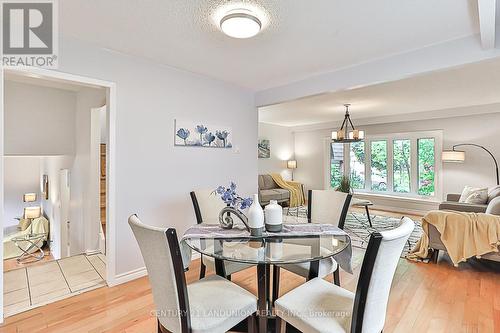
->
274;217;414;333
128;214;258;333
273;190;352;304
190;190;253;280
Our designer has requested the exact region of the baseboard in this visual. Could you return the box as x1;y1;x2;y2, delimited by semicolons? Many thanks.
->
109;252;201;286
85;249;102;256
111;266;148;286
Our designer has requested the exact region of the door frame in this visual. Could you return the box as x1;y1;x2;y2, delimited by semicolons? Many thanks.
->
1;67;118;291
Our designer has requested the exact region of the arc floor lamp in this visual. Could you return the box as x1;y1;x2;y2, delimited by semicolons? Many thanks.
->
442;143;499;186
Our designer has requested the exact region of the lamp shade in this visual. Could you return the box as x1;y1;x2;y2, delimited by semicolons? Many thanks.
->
24;206;41;219
287;160;297;169
23;193;37;202
442;150;465;162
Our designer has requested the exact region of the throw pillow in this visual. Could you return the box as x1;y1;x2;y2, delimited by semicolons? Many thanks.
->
487;185;500;203
459;186;488;204
18;218;32;231
459;186;474;202
486;196;500;215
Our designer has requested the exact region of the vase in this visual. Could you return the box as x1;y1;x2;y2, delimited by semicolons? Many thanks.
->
247;194;265;236
264;200;282;232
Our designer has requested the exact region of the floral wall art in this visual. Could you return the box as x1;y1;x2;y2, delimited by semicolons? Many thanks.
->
174;120;233;148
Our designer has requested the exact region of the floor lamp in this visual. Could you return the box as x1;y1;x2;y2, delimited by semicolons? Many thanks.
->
442;143;499;186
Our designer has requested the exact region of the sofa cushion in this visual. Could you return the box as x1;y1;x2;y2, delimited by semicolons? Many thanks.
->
486;196;500;215
260;189;282;202
273;188;290;200
258;174;278;190
488;185;500;203
459;186;488;204
439;201;487;213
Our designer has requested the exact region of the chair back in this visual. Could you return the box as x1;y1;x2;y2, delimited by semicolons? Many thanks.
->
190;190;226;224
128;215;190;332
307;190;352;228
351;217;414;333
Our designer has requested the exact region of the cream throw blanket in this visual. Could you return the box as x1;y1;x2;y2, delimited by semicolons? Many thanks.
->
408;210;500;266
270;173;305;208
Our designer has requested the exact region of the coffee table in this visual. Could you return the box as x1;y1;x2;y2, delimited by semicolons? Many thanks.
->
12;233;45;263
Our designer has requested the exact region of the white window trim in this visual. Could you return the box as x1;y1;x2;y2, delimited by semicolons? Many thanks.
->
325;130;443;200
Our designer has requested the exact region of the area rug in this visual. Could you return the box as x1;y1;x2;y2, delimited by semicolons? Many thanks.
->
285;206;423;258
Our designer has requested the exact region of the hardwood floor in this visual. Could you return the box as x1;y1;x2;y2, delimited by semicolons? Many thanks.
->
3;248;54;273
1;210;499;333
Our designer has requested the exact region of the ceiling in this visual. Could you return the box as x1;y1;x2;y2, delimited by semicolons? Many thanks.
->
258;58;500;127
60;0;478;90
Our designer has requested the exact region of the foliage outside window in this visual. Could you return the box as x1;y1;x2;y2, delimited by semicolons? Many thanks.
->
370;140;387;191
418;138;435;196
329;132;438;198
330;143;344;189
350;142;365;189
393;139;411;193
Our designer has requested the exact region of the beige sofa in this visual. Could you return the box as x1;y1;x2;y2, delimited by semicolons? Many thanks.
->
430;191;500;263
258;174;290;205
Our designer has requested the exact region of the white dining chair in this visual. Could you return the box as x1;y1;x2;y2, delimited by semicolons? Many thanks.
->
273;190;352;303
190;190;253;280
128;215;258;333
274;217;414;333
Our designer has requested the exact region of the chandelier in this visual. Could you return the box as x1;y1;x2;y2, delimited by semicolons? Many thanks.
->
331;104;365;143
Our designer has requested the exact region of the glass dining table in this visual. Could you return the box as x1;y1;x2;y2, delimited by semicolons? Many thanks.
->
183;218;351;332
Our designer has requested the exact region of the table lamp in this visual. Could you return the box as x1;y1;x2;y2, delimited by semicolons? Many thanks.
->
24;206;41;235
287;160;297;181
23;193;37;203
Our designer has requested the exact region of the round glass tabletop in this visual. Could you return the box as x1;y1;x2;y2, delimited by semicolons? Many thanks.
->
184;233;350;265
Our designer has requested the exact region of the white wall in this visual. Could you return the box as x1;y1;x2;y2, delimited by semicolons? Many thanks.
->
258;123;294;180
294;111;500;201
3;157;41;227
4;81;76;155
57;36;258;278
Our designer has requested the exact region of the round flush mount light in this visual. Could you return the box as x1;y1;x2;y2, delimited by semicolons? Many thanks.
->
220;10;262;39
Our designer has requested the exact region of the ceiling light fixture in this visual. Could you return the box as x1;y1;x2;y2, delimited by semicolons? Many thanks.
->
220;10;262;39
331;104;365;143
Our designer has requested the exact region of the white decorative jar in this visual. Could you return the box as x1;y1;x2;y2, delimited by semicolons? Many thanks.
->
264;200;283;232
247;194;265;236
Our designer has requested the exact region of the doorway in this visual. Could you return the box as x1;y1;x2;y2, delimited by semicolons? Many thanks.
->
1;68;116;318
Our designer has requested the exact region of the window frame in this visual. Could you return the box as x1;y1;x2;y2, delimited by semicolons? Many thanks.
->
325;130;443;200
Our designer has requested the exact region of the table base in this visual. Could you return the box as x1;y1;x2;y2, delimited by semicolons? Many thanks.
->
14;239;45;263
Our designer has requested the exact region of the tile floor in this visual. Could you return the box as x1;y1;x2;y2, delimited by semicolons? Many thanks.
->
3;253;106;317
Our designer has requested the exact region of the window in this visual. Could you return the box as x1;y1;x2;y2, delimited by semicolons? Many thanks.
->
418;138;435;196
393;139;411;193
328;131;440;198
370;140;387;191
330;143;344;189
349;142;365;189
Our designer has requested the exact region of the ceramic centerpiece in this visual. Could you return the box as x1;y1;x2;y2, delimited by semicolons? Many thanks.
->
264;200;283;232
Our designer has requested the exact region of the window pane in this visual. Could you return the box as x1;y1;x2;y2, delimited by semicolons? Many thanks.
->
418;138;435;196
371;140;387;191
350;142;365;189
393;139;411;193
330;143;344;189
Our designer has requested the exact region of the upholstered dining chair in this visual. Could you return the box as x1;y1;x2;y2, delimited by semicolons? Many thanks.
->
128;215;258;333
190;190;253;280
272;190;352;303
274;217;414;333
